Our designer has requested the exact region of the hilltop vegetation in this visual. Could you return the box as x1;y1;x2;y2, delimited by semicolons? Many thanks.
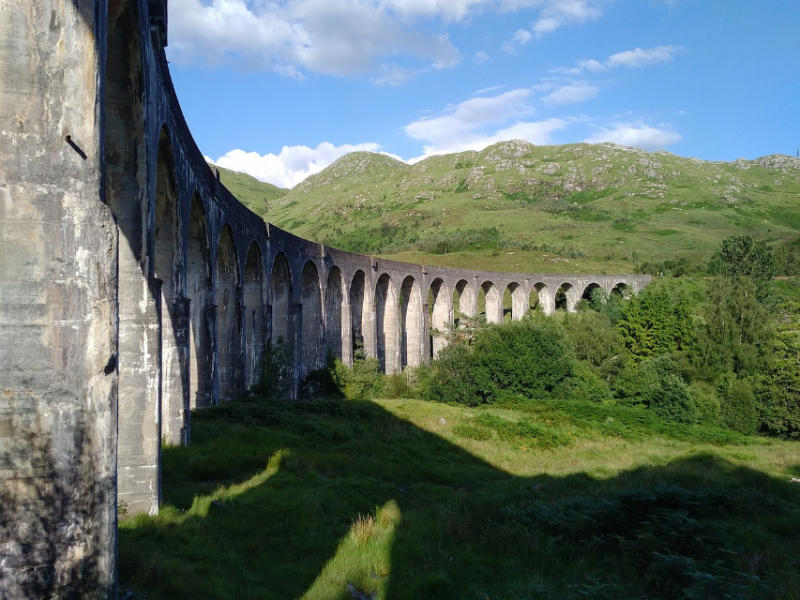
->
225;141;800;274
213;164;288;217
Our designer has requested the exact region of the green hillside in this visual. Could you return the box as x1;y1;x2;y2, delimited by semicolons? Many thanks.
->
213;164;288;216
231;142;800;274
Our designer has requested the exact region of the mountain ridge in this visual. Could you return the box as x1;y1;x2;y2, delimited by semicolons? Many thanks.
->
218;141;800;275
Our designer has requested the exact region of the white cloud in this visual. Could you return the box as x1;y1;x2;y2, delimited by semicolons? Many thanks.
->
606;45;682;68
168;0;460;79
543;82;599;104
503;28;533;52
169;1;612;81
554;45;682;75
405;88;534;145
474;51;490;63
213;141;385;188
532;0;602;36
584;122;682;150
404;88;569;159
373;64;419;86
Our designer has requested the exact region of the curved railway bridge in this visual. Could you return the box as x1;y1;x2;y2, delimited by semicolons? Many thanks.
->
0;1;649;596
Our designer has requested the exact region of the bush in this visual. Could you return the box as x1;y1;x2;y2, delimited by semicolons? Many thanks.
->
331;356;383;401
554;362;613;403
252;338;293;400
614;356;703;424
563;311;626;378
423;315;575;406
719;376;758;434
754;300;800;438
299;352;341;399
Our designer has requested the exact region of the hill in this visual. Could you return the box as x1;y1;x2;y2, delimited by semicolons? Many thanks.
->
228;142;800;274
212;164;289;216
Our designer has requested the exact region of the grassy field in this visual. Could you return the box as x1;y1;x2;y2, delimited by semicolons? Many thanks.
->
119;396;800;599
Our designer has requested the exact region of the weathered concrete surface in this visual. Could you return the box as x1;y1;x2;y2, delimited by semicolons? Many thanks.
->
0;1;117;597
0;0;652;597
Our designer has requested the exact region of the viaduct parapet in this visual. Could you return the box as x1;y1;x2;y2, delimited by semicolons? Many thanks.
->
0;1;650;597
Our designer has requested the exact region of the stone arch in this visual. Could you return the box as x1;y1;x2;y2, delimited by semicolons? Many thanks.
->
325;267;346;363
349;270;374;361
581;282;604;309
555;282;580;312
612;282;631;298
530;282;554;316
301;261;324;374
400;276;425;369
270;253;293;348
243;242;265;389
375;274;401;374
453;279;477;327
153;128;187;444
505;282;527;321
187;195;213;409
481;281;502;324
215;225;242;400
428;278;451;358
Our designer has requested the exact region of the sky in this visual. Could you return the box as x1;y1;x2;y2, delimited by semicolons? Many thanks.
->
166;0;800;189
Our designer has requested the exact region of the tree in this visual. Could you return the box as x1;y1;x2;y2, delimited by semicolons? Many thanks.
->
694;276;774;380
708;235;778;299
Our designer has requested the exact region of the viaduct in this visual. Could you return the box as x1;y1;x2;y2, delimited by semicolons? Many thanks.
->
0;1;650;597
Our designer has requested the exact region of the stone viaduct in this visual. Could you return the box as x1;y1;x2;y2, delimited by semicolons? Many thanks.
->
0;1;650;597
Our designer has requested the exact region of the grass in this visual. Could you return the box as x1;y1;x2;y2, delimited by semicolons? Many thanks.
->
119;396;800;599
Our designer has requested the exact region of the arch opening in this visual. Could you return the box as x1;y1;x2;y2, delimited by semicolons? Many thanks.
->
325;267;345;362
375;274;400;374
400;276;424;369
530;282;553;316
154;129;186;443
555;282;579;313
301;261;324;375
270;253;293;347
453;279;476;327
188;196;213;409
243;242;265;389
215;225;241;400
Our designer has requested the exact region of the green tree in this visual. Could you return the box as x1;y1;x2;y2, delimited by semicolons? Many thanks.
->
563;310;626;378
616;283;696;362
754;299;800;438
708;235;778;298
694;276;774;379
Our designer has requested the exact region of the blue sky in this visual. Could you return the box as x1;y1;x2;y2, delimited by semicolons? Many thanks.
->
167;0;800;188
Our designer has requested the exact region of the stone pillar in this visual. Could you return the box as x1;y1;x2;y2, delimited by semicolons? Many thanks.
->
0;2;118;596
117;274;161;516
340;298;353;366
161;295;189;445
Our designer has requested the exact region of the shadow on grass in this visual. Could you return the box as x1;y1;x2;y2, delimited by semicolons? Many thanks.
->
119;399;800;599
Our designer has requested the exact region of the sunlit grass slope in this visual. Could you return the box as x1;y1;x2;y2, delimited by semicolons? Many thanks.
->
119;397;800;599
214;164;289;217
250;141;800;273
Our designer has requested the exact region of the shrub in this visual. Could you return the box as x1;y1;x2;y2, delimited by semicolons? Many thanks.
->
423;315;575;405
331;356;383;401
563;311;627;378
719;376;758;434
554;362;613;403
615;356;703;424
754;300;800;438
252;338;293;400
